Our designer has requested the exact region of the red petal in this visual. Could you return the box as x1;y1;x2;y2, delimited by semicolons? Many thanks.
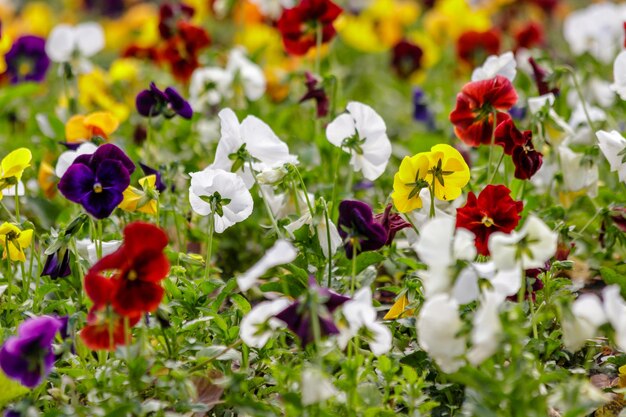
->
112;280;165;317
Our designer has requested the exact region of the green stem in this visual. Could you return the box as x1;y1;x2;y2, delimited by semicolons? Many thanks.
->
330;149;342;220
323;200;333;288
293;165;315;216
249;161;283;238
428;183;436;218
188;340;243;372
95;220;103;260
14;183;20;223
350;239;358;295
488;150;506;184
487;110;498;181
204;212;215;281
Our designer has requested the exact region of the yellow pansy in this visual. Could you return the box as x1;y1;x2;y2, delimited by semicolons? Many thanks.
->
78;68;130;121
1;148;32;181
103;4;159;51
0;33;13;74
119;175;159;215
65;111;120;143
426;144;470;202
235;23;285;66
392;152;431;213
38;161;56;199
383;293;415;320
0;222;33;262
423;0;491;45
337;0;420;52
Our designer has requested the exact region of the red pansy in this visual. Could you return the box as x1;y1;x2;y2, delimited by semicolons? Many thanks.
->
84;222;170;318
391;39;423;79
514;22;544;50
276;0;342;56
528;57;559;96
80;308;140;351
456;184;523;255
456;29;500;67
159;2;195;39
449;75;518;147
159;22;211;82
512;139;543;180
494;118;531;155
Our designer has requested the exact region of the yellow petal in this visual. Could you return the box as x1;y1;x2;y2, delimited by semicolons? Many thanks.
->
384;293;415;320
65;115;89;143
17;229;33;251
84;111;120;137
1;148;32;180
138;175;156;190
118;186;142;212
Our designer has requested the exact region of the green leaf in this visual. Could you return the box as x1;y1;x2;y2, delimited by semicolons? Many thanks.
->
230;293;251;314
0;370;29;408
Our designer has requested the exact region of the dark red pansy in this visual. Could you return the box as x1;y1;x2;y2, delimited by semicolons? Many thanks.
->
159;21;210;83
514;22;544;50
158;2;195;39
337;200;387;259
276;0;342;56
449;75;518;147
456;29;500;67
456;184;523;256
374;204;411;246
391;39;423;79
84;222;170;317
80;309;140;351
528;57;559;96
494;118;531;155
512;139;543;180
299;72;329;118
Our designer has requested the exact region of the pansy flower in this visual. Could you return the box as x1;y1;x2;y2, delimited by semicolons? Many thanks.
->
45;22;104;72
57;144;135;219
158;2;195;39
449;75;518;147
391;152;432;213
528;57;559;96
80;306;141;351
84;222;170;318
456;185;523;256
456;29;500;67
494;119;543;180
374;203;411;246
391;39;423;79
412;88;435;130
160;21;211;82
118;175;159;215
136;82;193;120
41;248;71;280
426;144;471;202
0;148;32;199
0;222;33;262
189;168;254;233
337;200;387;259
299;72;329;118
514;22;544;51
139;163;166;193
326;101;392;181
596;130;626;183
275;277;350;347
0;316;64;388
277;0;342;56
65;112;119;143
4;35;49;83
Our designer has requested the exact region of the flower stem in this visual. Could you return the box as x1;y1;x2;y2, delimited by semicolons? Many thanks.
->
428;184;436;218
204;212;215;281
350;239;358;295
14;183;20;223
323;200;333;288
488;150;506;184
95;220;103;260
315;22;322;76
487;110;498;181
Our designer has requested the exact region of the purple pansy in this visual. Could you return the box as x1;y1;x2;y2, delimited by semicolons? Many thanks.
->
0;316;64;388
136;82;193;119
41;249;71;280
139;162;166;193
374;204;411;246
299;72;329;118
412;88;435;130
58;144;135;219
274;277;350;347
4;35;50;84
337;200;387;259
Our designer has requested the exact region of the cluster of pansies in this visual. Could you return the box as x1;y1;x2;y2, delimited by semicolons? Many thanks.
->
2;0;626;416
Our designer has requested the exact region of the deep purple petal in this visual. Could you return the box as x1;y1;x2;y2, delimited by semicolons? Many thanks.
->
136;89;159;117
164;87;193;119
18;316;63;345
82;188;124;219
139;162;166;192
58;164;95;203
95;159;130;193
90;144;135;174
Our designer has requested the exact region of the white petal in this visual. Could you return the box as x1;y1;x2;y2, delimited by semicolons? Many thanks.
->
520;215;558;269
467;289;503;365
596;130;626;182
326;113;356;147
75;22;105;57
45;24;75;63
451;267;480;305
471;51;516;82
612;51;626;100
241;115;298;166
317;218;341;259
240;299;290;348
55;142;98;178
237;239;298;291
488;231;520;271
301;368;337;405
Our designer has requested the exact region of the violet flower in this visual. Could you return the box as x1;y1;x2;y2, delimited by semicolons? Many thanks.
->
41;248;71;280
338;200;387;259
374;204;411;246
274;277;350;347
58;144;135;219
136;82;193;119
299;72;329;118
4;35;50;83
0;316;64;388
412;88;435;130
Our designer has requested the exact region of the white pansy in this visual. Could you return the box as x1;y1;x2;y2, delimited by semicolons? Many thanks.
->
612;51;626;100
471;51;516;82
413;217;476;297
248;0;294;19
240;298;290;348
451;262;522;305
596;130;626;183
237;239;298;291
562;294;607;352
338;287;392;356
467;290;503;365
326;102;392;181
527;93;555;115
55;142;98;178
563;2;623;64
210;108;298;189
301;367;337;406
558;146;599;194
189;168;254;233
45;22;104;72
316;218;342;259
75;239;122;265
488;215;558;271
189;67;233;111
226;47;266;101
417;293;466;373
256;166;289;185
603;285;626;352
